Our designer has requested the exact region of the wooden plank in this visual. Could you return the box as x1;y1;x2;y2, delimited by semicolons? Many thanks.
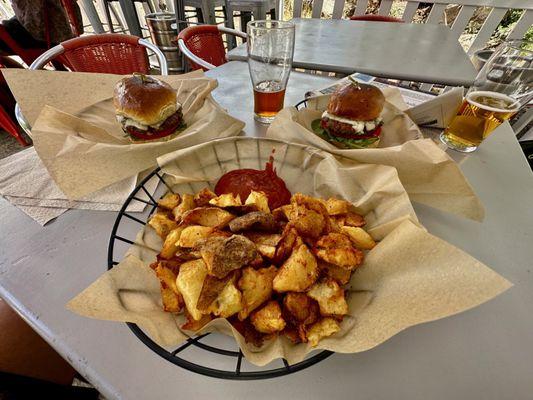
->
293;0;303;17
311;0;324;18
402;1;420;22
467;7;507;55
507;10;533;40
354;0;368;16
450;5;476;39
426;3;446;24
378;0;393;16
331;0;345;19
391;0;531;10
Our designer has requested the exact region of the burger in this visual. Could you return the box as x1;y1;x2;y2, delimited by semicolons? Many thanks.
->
113;74;185;141
318;82;385;149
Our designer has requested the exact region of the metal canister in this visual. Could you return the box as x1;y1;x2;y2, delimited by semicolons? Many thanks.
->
145;12;183;73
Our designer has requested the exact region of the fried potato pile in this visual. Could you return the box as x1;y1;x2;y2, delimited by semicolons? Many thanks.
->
148;188;376;347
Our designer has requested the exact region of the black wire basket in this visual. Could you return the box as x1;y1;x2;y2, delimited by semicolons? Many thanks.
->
107;138;335;380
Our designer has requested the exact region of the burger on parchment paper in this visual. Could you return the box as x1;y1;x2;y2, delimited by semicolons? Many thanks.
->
312;81;385;149
113;74;185;141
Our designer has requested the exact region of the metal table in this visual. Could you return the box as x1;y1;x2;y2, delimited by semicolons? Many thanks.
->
227;18;478;86
1;61;533;399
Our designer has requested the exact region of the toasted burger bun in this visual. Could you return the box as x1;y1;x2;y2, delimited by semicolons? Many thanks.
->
113;74;178;126
327;82;385;121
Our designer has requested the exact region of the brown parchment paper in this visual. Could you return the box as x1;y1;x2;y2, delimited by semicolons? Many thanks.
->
67;138;511;366
266;91;484;221
2;69;244;199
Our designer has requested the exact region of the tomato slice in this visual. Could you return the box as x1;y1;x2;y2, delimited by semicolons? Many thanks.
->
126;124;179;141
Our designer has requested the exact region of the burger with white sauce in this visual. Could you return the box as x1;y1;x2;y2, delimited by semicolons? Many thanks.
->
316;81;385;149
113;74;185;141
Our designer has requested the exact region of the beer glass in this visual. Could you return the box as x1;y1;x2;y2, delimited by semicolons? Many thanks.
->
441;39;533;152
247;20;295;124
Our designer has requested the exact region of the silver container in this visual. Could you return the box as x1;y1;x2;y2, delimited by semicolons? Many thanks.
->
145;12;183;73
472;48;495;71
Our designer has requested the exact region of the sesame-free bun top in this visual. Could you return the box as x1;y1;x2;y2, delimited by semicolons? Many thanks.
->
327;82;385;121
113;74;178;126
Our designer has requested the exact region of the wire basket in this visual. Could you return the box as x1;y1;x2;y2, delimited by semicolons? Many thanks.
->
107;137;334;380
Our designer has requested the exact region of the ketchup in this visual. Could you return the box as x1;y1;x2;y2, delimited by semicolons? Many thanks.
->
215;156;291;210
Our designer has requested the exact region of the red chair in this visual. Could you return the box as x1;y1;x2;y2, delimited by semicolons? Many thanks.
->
177;25;247;71
0;57;29;146
0;24;49;66
350;15;404;23
30;33;168;74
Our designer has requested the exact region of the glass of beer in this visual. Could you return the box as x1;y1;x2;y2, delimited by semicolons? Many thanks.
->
247;20;295;124
441;39;533;152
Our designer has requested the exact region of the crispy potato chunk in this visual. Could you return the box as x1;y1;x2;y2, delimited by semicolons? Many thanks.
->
273;244;318;293
158;192;181;211
245;233;282;260
155;263;183;313
245;191;270;213
274;226;301;264
176;259;208;321
197;273;234;312
289;205;325;238
283;293;319;326
318;261;352;285
238;266;277;320
159;227;184;259
345;212;366;227
314;233;364;270
250;300;286;334
148;213;179;239
172;193;195;222
341;226;376;250
325;198;351;216
229;211;278;233
307;318;340;347
200;235;259;279
181;311;212;331
194;188;217;207
207;281;243;318
181;207;235;228
155;263;180;295
209;193;242;208
176;225;213;248
307;278;348;317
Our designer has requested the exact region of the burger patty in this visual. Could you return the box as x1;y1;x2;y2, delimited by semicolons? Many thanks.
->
125;109;184;140
321;117;381;139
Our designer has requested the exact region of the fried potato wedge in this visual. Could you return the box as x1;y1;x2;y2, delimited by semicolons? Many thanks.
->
307;278;349;317
197;273;234;313
283;292;319;326
158;192;181;211
325;198;351;216
307;318;340;347
318;261;352;285
155;263;183;313
194;188;217;207
245;233;282;260
245;191;270;213
341;226;376;250
148;212;179;239
273;226;300;265
250;300;286;334
181;207;235;228
314;233;364;270
200;235;259;279
229;211;278;233
209;193;242;208
172;193;195;222
181;311;212;331
159;227;185;259
238;265;277;320
207;281;243;318
273;244;318;293
155;263;180;295
345;212;366;227
176;259;208;321
289;205;325;239
176;225;213;248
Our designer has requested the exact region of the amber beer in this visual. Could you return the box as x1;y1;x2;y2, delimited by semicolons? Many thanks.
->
443;91;519;150
253;80;286;120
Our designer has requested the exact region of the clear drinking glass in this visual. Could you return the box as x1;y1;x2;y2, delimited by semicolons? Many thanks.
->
441;39;533;153
247;20;295;124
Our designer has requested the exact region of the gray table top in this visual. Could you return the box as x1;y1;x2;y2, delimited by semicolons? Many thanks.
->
1;62;533;400
227;18;478;86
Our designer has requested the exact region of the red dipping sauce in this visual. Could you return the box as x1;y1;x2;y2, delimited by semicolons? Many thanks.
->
214;157;291;210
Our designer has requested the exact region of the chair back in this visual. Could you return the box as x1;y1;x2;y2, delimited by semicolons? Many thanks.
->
177;25;227;71
29;34;168;75
350;15;403;22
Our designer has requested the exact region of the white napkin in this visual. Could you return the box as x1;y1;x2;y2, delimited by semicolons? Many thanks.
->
0;147;157;225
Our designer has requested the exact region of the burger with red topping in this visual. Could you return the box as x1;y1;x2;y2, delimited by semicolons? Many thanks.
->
113;74;185;141
314;81;385;149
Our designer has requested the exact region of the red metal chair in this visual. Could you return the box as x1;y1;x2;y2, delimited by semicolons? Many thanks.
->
350;15;404;23
177;25;247;71
0;57;29;146
30;33;168;74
